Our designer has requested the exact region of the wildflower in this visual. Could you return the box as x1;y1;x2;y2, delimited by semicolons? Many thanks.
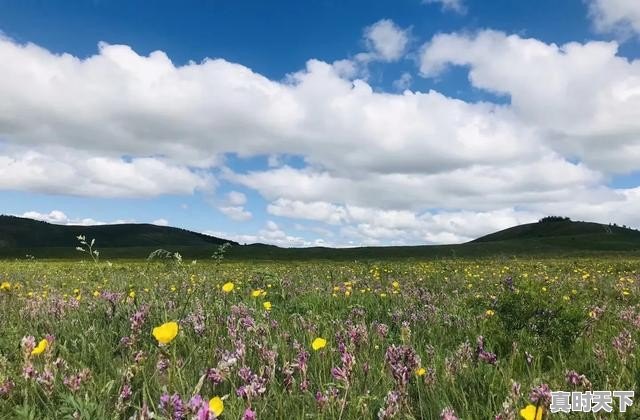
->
384;345;421;390
416;367;426;376
440;407;459;420
152;321;179;345
263;301;272;311
485;309;495;317
31;339;48;356
529;383;551;408
129;291;136;299
242;407;257;420
251;289;265;297
519;404;543;420
378;390;401;419
209;396;224;417
0;281;11;291
392;281;400;289
312;337;327;351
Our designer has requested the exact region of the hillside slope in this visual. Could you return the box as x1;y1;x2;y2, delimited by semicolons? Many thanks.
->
2;215;640;259
0;215;235;250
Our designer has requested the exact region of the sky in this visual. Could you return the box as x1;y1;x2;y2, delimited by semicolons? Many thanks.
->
1;0;640;247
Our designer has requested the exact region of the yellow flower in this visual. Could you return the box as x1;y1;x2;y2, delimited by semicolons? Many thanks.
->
152;321;179;345
0;281;11;291
416;367;426;376
251;289;263;298
519;404;543;420
222;282;234;293
129;291;136;299
392;281;400;289
485;309;495;317
312;337;327;351
93;291;100;297
31;339;48;356
563;295;570;301
209;396;224;417
263;301;272;311
541;287;547;292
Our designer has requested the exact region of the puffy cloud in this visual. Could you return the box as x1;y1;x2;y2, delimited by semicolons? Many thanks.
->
18;210;133;225
422;0;467;14
361;19;410;62
420;30;640;172
1;27;640;245
0;147;213;197
152;218;169;226
226;191;247;206
217;191;252;221
392;72;413;91
205;221;321;247
218;206;252;221
588;0;640;35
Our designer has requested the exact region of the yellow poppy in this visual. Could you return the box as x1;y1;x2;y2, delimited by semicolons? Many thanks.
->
31;339;48;356
263;301;272;311
152;322;179;345
416;367;426;376
209;396;224;417
222;282;234;293
312;337;327;351
520;404;543;420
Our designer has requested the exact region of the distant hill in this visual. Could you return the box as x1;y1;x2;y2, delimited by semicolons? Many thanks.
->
472;218;640;246
0;215;235;251
1;214;640;259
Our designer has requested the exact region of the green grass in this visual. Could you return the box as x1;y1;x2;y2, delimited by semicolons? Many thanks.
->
0;256;639;419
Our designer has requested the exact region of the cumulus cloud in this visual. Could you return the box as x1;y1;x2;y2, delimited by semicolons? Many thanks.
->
0;147;214;197
217;191;252;221
420;30;640;173
205;221;325;247
361;19;410;62
422;0;467;14
1;26;640;245
18;210;133;226
588;0;640;36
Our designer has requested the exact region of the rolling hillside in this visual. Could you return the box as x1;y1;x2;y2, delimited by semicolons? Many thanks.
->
0;215;235;251
1;215;640;259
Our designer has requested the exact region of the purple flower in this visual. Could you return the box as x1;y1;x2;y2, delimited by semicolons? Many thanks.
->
385;345;421;390
529;383;552;408
242;407;257;420
440;407;459;420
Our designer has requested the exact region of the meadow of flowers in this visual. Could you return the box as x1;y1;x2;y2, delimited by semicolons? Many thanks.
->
0;255;639;419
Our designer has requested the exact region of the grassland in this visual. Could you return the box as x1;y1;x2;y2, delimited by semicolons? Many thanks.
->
0;255;639;419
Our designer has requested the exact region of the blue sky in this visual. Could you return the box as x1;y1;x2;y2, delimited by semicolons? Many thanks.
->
1;0;640;246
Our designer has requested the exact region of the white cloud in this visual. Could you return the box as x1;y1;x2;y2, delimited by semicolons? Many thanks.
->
226;191;247;206
588;0;640;36
217;190;252;221
0;147;214;197
361;19;410;62
422;0;466;14
218;206;252;221
152;218;169;226
18;210;133;226
392;72;413;91
420;30;640;173
205;220;319;247
1;28;640;245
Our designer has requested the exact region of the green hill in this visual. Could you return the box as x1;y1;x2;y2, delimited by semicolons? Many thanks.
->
1;215;640;260
0;215;235;250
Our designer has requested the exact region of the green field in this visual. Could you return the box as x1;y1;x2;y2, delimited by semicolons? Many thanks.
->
1;255;639;419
